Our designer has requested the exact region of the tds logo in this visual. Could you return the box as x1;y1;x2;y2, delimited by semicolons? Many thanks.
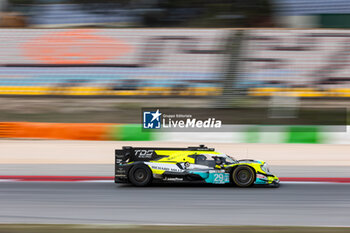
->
143;109;162;129
135;149;154;158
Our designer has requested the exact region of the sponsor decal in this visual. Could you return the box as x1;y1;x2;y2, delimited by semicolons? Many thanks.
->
165;177;184;181
134;149;154;158
116;167;126;174
257;174;267;180
149;163;182;172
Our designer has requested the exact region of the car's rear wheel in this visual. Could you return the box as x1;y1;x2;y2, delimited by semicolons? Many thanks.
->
129;165;152;187
232;166;255;187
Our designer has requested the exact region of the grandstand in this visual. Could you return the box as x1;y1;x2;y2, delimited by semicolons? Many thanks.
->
1;28;350;98
0;29;225;97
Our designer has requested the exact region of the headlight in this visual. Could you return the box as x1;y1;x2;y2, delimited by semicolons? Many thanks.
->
261;163;270;173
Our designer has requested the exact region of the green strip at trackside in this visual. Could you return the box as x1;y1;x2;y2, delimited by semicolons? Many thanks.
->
243;125;322;144
109;124;322;143
286;126;321;143
110;124;153;141
244;126;260;143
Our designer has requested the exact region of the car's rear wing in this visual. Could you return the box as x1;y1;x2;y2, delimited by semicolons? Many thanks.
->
115;145;214;164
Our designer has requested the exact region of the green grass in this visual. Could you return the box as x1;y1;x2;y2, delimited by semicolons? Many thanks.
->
0;225;349;233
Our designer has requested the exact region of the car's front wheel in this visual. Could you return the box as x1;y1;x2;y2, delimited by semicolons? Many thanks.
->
129;164;153;187
232;166;255;187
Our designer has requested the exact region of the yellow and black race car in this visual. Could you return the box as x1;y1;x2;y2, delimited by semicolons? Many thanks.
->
115;145;279;187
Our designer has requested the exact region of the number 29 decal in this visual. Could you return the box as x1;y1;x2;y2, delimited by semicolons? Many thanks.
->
213;173;228;183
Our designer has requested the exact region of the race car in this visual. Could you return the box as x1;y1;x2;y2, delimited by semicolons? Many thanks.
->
115;145;279;187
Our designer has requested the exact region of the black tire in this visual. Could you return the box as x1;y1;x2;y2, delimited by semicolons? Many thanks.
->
232;166;255;187
129;164;153;187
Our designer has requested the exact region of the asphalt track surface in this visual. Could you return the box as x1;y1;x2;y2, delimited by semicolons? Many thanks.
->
0;182;349;226
0;164;349;177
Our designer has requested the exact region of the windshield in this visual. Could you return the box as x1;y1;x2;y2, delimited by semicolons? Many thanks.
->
224;155;237;164
213;154;237;164
197;153;237;165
